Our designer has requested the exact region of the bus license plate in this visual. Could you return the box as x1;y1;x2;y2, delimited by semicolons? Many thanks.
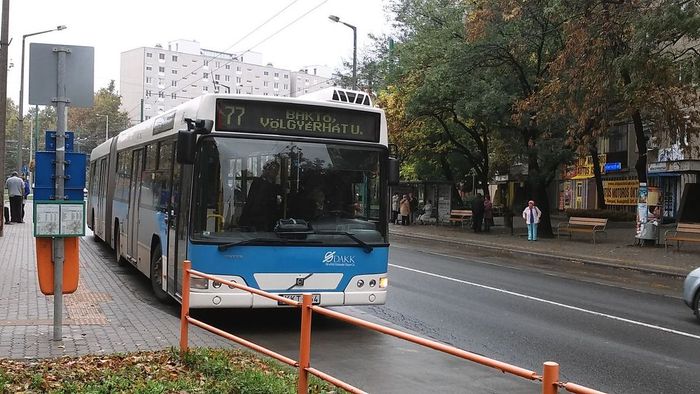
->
278;293;321;305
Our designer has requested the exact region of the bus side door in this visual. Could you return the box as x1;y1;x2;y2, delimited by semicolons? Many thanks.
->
127;149;144;264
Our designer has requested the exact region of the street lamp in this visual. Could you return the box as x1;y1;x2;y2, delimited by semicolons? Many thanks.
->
96;114;109;141
328;15;357;90
18;25;67;177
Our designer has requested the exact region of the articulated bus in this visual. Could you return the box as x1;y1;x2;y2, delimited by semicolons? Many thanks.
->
88;89;397;308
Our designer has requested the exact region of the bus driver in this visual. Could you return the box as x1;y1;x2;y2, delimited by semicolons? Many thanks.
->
238;161;282;231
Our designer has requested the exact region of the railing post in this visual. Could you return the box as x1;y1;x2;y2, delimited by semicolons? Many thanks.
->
297;293;313;394
180;260;192;356
542;361;559;394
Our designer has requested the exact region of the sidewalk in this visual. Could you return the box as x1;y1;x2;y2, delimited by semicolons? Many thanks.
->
0;202;231;360
390;216;700;278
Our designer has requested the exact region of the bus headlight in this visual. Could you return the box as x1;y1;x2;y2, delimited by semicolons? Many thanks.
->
190;278;209;289
379;277;388;289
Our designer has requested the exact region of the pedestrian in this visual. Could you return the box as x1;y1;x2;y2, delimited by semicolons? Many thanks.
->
483;195;493;232
409;193;418;225
522;200;542;241
391;193;400;224
21;175;30;221
5;171;25;223
399;194;411;225
471;193;484;233
418;199;433;224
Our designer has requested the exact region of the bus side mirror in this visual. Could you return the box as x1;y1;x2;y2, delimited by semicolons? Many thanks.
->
177;130;197;164
388;157;400;185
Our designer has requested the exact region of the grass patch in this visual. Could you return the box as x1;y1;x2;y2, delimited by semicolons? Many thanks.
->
0;348;343;394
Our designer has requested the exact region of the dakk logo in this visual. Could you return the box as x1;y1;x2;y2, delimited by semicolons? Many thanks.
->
323;251;356;265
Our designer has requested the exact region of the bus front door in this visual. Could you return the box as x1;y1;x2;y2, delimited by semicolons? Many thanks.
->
127;150;144;264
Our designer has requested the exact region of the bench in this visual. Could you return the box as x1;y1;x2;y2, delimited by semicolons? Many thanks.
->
448;210;472;227
556;217;608;244
664;223;700;251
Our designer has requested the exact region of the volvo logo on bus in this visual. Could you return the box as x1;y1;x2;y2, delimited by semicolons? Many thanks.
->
323;251;356;266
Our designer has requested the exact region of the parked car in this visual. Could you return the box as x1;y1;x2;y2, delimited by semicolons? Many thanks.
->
683;267;700;322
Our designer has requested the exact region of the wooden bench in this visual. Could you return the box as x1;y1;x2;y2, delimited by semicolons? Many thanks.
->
664;223;700;251
448;210;472;227
556;217;608;244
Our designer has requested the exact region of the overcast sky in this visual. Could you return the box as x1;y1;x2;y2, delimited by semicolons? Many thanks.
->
6;0;391;111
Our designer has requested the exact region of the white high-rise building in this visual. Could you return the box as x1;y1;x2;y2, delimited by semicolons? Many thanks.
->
120;39;335;124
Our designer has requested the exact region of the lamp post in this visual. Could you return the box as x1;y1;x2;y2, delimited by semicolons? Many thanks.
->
328;15;357;90
18;25;67;178
96;114;109;141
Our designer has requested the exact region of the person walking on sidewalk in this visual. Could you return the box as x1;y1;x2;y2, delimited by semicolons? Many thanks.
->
22;175;30;222
5;171;25;223
399;194;411;225
391;193;400;224
483;195;493;232
522;200;542;241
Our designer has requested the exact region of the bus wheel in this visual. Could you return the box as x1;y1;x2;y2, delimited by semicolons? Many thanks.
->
150;244;171;303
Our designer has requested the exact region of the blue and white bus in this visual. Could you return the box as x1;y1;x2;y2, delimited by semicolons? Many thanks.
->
88;89;397;308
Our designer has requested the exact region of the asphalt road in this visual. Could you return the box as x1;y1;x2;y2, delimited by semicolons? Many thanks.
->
102;228;699;393
369;238;699;394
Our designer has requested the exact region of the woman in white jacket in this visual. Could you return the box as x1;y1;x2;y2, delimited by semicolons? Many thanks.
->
522;200;542;241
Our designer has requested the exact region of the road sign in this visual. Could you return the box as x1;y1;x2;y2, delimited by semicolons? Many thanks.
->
28;43;94;107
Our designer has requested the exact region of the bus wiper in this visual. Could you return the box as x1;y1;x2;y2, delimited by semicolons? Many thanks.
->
313;231;373;254
217;238;321;251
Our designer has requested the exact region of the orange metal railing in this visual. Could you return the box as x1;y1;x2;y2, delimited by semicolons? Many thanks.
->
179;260;606;394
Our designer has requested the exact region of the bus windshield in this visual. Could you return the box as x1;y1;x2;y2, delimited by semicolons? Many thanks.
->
192;137;386;245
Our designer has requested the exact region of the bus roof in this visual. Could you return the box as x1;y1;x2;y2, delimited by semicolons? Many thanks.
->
94;93;387;157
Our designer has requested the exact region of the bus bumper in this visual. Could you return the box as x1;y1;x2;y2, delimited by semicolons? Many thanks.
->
188;290;387;308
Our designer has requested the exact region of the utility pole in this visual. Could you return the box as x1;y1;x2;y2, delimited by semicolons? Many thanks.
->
0;0;10;237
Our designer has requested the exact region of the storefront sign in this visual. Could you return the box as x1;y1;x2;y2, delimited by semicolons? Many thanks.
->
604;162;622;172
563;154;607;179
647;162;667;173
602;180;639;205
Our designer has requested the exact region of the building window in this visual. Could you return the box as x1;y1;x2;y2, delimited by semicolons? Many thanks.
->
171;80;177;87
225;64;230;70
284;74;288;78
263;81;268;87
171;93;177;99
203;86;208;92
216;61;220;68
236;89;241;94
146;65;152;71
224;75;230;82
283;84;288;89
236;77;241;83
204;60;209;66
172;55;178;62
146;52;153;58
145;77;152;84
159;53;165;60
264;71;269;76
274;82;279;88
274;72;279;78
236;66;241;72
158;66;165;73
171;69;177;75
158;91;164;98
146;90;152;97
203;72;209;79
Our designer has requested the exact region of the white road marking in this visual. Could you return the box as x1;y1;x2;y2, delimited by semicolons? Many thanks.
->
390;263;700;341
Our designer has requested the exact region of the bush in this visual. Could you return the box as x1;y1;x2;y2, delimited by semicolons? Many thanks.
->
564;209;636;222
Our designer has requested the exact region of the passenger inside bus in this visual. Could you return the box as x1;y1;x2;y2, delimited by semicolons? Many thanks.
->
238;161;283;231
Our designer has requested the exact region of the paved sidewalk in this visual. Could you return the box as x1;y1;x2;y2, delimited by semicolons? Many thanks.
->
390;216;700;278
0;202;231;360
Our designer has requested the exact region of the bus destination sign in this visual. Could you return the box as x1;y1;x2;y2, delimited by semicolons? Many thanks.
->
216;99;380;142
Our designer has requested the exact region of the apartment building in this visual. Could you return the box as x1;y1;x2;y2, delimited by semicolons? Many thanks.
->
120;39;334;124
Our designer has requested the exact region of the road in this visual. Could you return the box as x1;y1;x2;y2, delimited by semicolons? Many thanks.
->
104;230;699;393
368;237;699;393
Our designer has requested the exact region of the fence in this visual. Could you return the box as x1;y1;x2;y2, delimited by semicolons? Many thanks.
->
179;260;605;394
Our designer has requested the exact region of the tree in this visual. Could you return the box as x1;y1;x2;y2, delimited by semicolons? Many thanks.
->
465;0;572;235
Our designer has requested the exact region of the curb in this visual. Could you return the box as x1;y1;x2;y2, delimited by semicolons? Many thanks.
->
389;230;689;279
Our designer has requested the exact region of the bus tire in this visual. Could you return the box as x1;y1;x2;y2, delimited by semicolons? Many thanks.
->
150;243;171;303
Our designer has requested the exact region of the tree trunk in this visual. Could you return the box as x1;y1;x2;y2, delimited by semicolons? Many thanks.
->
590;143;607;209
631;109;647;183
621;70;648;183
527;150;554;237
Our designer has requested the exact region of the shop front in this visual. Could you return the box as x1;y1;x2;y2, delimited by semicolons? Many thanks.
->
647;160;700;222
